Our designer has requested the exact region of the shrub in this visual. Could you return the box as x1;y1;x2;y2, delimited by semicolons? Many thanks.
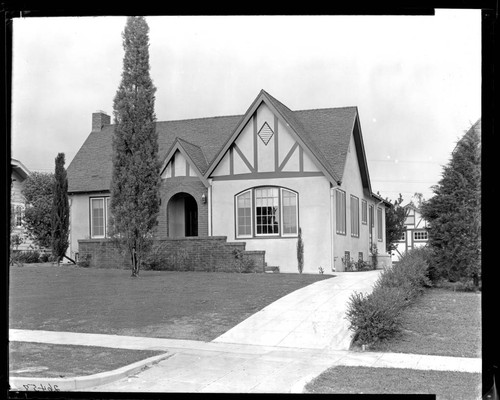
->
233;249;256;273
77;254;92;268
13;250;41;263
346;287;407;345
346;247;431;347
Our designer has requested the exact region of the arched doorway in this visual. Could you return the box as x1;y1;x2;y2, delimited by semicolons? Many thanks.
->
167;192;198;237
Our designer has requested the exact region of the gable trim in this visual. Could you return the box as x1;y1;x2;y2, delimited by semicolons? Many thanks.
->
205;90;340;185
233;143;255;173
160;140;209;187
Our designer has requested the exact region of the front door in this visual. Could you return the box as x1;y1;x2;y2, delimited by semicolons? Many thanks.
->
167;192;198;238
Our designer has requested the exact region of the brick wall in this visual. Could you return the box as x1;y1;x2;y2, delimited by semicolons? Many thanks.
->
156;177;208;238
77;237;266;273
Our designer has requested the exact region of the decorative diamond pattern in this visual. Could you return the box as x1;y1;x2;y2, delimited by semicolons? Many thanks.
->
257;122;274;145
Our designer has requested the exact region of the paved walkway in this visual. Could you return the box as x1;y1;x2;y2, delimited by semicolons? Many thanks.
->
214;270;382;349
9;271;482;393
9;329;481;393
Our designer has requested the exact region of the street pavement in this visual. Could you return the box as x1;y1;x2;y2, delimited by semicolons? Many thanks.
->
9;270;482;393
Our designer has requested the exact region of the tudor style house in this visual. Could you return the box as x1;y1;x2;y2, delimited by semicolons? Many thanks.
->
393;202;429;260
67;90;391;273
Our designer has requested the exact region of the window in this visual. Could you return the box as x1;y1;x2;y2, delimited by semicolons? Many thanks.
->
236;190;252;237
235;187;298;238
350;195;359;238
400;231;406;241
358;252;363;261
255;187;279;235
336;189;346;235
281;188;298;236
369;204;374;228
15;205;23;227
413;230;428;241
90;197;110;238
377;207;383;241
405;214;415;226
361;200;367;225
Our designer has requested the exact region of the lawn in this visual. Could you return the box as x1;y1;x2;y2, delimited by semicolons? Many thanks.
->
305;287;482;397
9;342;167;378
367;287;481;358
9;264;331;341
304;366;481;400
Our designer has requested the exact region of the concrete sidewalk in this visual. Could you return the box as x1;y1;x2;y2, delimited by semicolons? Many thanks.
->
214;270;382;349
9;329;481;393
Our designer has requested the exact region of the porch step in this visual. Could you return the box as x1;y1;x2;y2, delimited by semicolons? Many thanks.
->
265;266;280;273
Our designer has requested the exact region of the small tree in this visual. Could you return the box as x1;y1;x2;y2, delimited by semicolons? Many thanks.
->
51;153;70;264
110;16;160;277
421;123;481;284
297;227;304;273
22;171;54;249
385;194;408;255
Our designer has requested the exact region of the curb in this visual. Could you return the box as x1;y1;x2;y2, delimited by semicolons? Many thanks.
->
9;352;172;392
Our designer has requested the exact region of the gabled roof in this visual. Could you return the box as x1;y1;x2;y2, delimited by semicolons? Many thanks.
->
68;115;241;193
11;158;31;181
67;89;374;194
160;137;210;186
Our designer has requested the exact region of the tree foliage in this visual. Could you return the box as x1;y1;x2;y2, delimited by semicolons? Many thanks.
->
420;124;481;284
22;171;54;249
51;153;70;263
297;227;304;273
110;16;160;277
384;194;408;255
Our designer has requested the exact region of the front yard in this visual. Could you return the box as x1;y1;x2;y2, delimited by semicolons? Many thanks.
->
305;287;482;398
9;264;331;341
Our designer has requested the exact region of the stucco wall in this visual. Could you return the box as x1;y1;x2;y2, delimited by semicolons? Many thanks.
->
331;134;389;270
211;175;332;274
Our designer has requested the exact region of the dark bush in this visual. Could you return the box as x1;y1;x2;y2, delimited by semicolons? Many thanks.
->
233;249;256;273
346;286;408;345
346;246;431;347
77;254;92;268
13;250;41;263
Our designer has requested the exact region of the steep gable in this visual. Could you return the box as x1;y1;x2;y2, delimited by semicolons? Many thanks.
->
68;90;373;194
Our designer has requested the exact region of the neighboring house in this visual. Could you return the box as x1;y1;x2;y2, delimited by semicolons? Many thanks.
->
10;158;33;251
393;201;429;260
67;89;391;273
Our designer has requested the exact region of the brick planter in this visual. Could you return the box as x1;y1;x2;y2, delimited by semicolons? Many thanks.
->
77;237;266;273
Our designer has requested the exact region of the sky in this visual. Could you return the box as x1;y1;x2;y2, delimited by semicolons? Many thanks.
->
10;11;481;202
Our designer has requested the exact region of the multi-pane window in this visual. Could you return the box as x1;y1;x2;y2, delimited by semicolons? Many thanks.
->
350;195;359;238
15;205;23;227
336;189;346;235
236;190;252;237
413;230;428;241
400;231;406;241
361;200;367;225
90;197;110;238
235;187;298;238
281;189;298;236
255;187;279;235
377;207;383;241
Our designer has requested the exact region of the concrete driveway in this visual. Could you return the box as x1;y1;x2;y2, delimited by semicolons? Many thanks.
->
213;270;382;350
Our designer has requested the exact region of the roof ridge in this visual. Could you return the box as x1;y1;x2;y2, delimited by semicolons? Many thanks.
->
294;106;358;112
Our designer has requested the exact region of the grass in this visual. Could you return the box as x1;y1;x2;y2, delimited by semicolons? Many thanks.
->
305;287;482;397
304;366;481;400
367;287;481;358
9;264;331;341
9;342;166;378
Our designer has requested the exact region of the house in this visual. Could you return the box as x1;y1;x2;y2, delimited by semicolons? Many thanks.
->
393;201;429;260
10;158;33;251
67;90;391;273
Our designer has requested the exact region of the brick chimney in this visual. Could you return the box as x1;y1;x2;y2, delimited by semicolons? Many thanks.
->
92;111;111;132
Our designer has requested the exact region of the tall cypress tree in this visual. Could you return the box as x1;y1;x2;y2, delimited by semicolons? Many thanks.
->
110;16;160;277
51;152;70;264
421;122;481;285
